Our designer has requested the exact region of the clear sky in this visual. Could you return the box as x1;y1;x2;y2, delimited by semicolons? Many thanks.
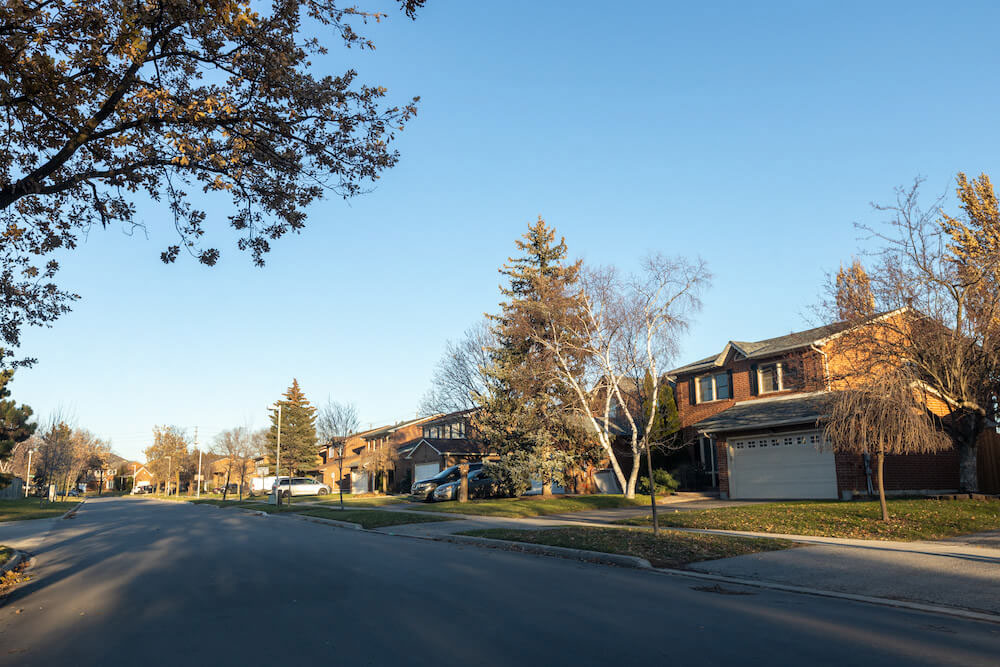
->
11;0;1000;461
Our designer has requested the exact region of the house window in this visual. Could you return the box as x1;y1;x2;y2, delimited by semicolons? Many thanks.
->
696;372;731;403
758;363;784;393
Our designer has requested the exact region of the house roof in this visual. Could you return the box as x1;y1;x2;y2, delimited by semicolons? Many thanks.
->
693;392;831;435
362;414;443;440
419;408;477;427
670;321;856;376
404;438;490;458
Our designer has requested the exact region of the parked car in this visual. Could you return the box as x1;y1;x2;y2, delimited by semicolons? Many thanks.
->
57;488;83;497
272;477;331;498
213;483;240;495
431;468;499;502
410;463;484;501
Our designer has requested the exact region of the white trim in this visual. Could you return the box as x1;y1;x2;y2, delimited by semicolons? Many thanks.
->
756;362;784;394
405;439;443;459
696;371;732;403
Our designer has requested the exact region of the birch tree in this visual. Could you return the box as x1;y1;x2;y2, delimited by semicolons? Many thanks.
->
530;255;709;507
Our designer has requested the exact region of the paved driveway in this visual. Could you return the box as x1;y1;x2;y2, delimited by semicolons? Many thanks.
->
1;497;999;666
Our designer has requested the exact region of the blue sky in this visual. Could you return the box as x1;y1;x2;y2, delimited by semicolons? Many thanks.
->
11;0;1000;461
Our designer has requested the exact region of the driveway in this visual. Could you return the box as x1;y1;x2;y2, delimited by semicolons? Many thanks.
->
1;497;998;666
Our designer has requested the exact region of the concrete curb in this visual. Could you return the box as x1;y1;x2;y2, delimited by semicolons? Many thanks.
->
0;550;24;577
441;534;653;570
279;513;364;531
60;501;83;520
651;566;1000;626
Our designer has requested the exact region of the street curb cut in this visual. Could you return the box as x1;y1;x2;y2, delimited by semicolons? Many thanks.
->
651;567;1000;626
442;534;653;569
60;501;83;520
280;513;364;531
0;551;23;577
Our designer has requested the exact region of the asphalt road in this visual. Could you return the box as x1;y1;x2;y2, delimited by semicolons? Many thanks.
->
1;498;998;666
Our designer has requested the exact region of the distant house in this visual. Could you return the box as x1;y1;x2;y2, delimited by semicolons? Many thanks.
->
126;463;154;492
399;409;492;487
317;415;443;494
83;453;128;492
670;316;972;500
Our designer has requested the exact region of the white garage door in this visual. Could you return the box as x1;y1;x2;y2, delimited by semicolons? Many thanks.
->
351;472;368;494
727;430;837;500
414;463;440;483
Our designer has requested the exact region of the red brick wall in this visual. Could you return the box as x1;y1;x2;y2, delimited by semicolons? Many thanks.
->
676;348;825;431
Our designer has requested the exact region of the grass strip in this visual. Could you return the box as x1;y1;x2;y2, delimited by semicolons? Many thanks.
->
460;526;792;568
620;499;1000;541
0;499;79;522
415;495;657;518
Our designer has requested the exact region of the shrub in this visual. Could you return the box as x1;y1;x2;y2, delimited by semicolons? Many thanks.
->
482;455;533;498
637;469;680;496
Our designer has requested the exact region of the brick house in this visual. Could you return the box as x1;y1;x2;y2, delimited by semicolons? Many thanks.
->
398;409;493;488
671;318;968;500
317;415;443;494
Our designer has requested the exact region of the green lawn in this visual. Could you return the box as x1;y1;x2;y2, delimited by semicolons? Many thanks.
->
461;526;792;568
313;495;407;507
241;504;455;529
620;499;1000;541
415;495;656;518
0;499;79;522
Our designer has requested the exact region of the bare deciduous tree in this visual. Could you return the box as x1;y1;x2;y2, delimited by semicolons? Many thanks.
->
317;399;360;508
212;427;254;501
822;175;1000;491
824;376;952;520
529;254;710;513
419;320;495;415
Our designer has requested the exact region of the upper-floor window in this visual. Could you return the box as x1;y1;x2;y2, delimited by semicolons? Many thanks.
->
423;420;466;439
758;363;783;393
695;372;731;403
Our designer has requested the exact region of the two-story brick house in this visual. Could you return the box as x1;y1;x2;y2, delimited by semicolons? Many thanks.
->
398;409;493;487
317;415;443;494
671;319;963;500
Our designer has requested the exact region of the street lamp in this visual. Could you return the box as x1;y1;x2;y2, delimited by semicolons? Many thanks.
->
331;438;346;511
269;403;283;507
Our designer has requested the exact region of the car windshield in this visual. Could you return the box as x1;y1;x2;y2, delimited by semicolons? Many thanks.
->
430;466;458;481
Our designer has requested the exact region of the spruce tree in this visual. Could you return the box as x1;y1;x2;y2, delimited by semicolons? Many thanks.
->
476;217;591;493
268;379;319;477
0;370;36;462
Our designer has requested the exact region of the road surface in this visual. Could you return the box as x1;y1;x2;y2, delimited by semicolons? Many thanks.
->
1;497;998;665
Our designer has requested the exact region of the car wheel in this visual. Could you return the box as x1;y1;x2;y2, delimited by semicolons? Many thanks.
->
318;488;329;496
281;490;290;499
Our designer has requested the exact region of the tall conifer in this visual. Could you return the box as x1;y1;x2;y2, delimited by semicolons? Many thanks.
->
268;379;319;476
476;218;591;492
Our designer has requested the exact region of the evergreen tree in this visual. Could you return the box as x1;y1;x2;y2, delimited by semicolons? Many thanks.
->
641;370;680;446
267;379;319;476
476;217;592;492
0;370;36;462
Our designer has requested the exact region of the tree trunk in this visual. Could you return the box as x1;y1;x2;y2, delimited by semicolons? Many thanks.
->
877;449;888;522
956;413;981;493
643;443;659;536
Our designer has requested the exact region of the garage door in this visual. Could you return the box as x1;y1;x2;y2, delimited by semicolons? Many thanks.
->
414;463;440;483
351;472;368;494
727;430;837;499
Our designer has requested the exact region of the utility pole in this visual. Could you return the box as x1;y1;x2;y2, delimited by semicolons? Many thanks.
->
24;448;33;497
195;427;202;499
132;463;136;494
166;455;172;496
